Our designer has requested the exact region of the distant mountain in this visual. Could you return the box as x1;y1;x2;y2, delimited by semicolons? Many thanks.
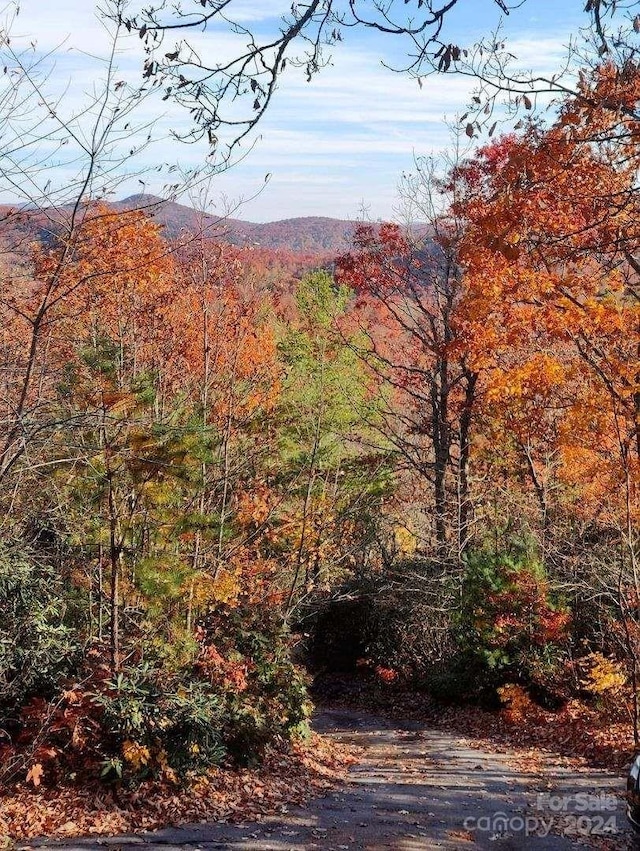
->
116;194;357;254
0;194;433;260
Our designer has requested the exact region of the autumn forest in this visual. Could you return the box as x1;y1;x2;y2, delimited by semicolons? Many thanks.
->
1;0;640;843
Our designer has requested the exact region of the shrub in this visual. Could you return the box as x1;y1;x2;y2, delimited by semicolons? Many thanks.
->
0;543;80;715
95;664;227;780
573;651;630;718
456;547;571;693
2;594;312;786
306;548;572;707
78;606;313;781
195;605;312;765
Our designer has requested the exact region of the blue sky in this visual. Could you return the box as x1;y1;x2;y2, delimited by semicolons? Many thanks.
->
1;0;590;221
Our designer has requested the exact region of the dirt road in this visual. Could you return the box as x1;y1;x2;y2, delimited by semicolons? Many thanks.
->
25;708;635;850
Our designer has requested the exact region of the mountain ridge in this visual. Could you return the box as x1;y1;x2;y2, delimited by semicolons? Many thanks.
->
116;194;358;253
0;194;432;257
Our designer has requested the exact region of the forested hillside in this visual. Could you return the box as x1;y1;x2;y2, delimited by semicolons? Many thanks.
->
111;195;358;252
1;6;640;844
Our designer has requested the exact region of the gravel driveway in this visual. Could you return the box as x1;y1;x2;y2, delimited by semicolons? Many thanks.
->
22;707;636;850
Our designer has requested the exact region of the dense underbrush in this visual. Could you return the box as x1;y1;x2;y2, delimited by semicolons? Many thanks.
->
0;543;311;791
307;545;635;730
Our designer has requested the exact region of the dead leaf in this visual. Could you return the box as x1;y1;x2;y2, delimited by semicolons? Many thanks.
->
26;763;44;788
